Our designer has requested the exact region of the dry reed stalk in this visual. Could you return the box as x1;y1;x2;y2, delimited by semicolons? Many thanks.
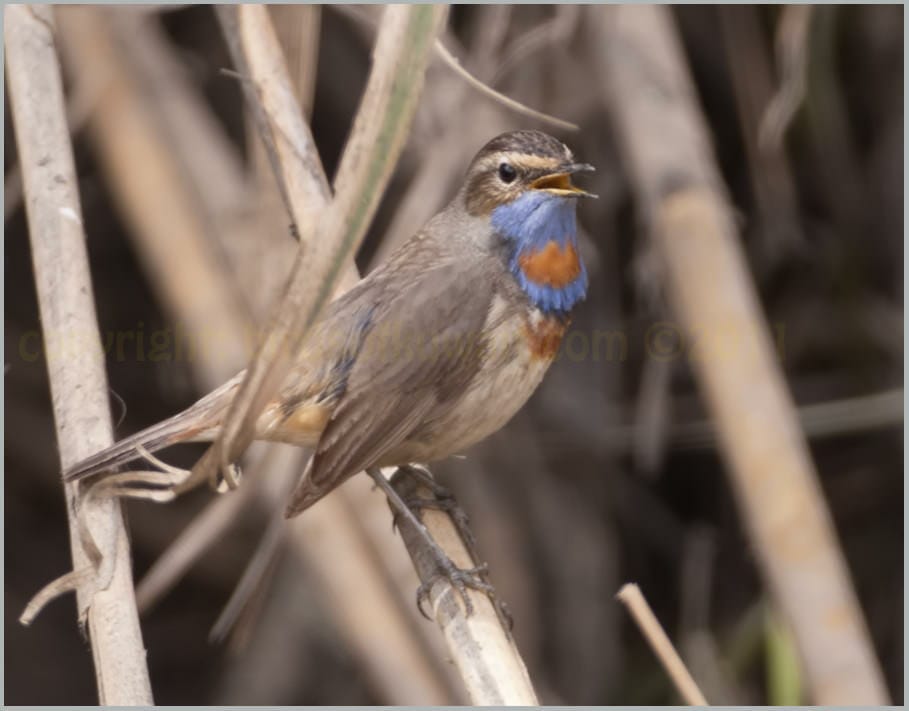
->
54;4;535;702
107;11;251;229
607;388;904;453
55;6;252;391
208;452;464;702
94;9;279;320
338;474;469;693
333;4;576;132
55;7;458;702
390;472;539;705
57;6;479;701
617;584;707;705
595;5;889;704
718;5;801;259
135;468;258;612
432;40;578;131
760;5;815;152
239;4;329;318
218;8;527;700
490;5;581;87
287;466;462;703
5;5;152;703
98;8;292;322
367;3;517;268
193;4;447;491
216;5;331;240
678;530;741;703
4;55;111;221
219;9;464;695
668;388;904;450
269;4;320;119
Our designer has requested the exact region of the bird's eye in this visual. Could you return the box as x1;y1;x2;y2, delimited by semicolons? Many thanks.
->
498;162;517;184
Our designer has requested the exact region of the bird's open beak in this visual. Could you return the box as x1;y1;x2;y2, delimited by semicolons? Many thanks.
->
531;162;597;198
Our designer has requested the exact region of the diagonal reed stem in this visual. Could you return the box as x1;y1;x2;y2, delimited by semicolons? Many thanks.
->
595;5;889;704
190;4;448;491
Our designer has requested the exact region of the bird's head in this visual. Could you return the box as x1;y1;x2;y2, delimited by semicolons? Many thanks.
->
462;130;595;314
463;130;596;216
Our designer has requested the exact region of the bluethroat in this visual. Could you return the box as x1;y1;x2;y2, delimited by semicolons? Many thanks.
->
65;130;596;519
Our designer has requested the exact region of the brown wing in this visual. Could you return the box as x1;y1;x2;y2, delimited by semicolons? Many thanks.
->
284;255;495;516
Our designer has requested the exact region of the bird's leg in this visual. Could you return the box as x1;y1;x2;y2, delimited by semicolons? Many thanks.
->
367;467;511;628
367;467;490;617
394;463;450;497
394;464;479;554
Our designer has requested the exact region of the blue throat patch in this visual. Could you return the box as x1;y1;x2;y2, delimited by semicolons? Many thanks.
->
491;191;588;314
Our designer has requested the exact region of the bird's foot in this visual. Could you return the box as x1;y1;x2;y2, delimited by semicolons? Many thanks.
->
395;465;479;551
84;446;241;502
414;553;513;628
84;445;192;502
373;465;513;629
416;560;492;618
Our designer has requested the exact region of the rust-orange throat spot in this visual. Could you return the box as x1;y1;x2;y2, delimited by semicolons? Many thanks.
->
518;241;581;288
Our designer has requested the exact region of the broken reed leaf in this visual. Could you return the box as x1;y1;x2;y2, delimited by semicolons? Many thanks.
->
434;39;579;132
199;5;448;489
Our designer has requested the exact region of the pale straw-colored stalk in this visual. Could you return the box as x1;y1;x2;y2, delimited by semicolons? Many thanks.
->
594;5;889;703
6;5;152;703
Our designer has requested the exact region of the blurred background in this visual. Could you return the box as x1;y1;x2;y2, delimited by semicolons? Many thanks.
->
5;4;903;705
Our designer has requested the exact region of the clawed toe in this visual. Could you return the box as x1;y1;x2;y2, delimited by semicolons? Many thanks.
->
425;559;513;629
415;557;499;619
87;445;196;502
135;444;242;495
88;468;189;502
213;462;243;493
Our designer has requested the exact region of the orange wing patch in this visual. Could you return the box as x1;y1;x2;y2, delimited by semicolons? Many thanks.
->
261;398;330;446
523;315;569;360
518;241;581;288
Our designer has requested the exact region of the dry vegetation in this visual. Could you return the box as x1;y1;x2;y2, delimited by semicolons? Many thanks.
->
5;4;902;705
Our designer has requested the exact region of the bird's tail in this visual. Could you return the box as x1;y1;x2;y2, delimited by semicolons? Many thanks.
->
63;372;244;483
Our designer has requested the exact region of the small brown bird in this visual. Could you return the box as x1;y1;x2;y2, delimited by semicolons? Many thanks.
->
65;130;595;519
